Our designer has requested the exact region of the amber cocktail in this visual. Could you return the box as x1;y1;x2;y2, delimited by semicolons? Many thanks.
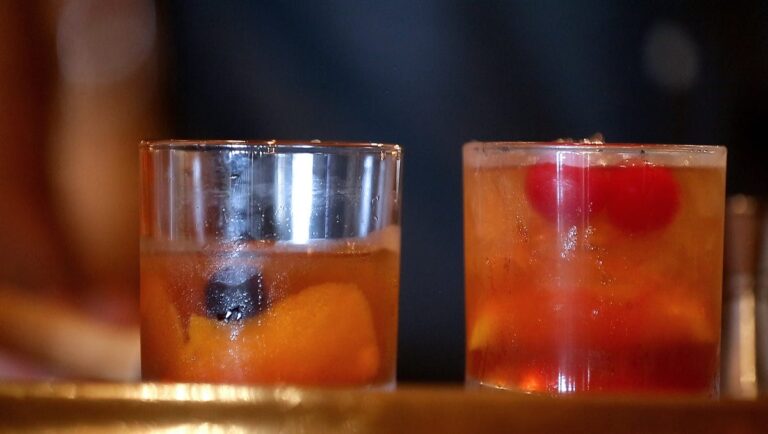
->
140;140;401;387
463;141;726;395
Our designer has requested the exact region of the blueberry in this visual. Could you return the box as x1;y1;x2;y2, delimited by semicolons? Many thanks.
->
204;264;267;322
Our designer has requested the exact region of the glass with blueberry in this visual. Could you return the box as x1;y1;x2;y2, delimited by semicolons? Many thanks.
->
463;140;726;395
140;140;401;386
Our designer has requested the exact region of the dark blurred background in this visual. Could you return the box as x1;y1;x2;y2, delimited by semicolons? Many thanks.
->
0;0;766;382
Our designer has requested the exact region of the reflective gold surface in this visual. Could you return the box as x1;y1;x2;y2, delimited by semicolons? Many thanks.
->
1;383;767;433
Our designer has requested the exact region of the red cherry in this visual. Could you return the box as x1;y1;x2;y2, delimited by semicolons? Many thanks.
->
524;163;609;223
605;160;680;233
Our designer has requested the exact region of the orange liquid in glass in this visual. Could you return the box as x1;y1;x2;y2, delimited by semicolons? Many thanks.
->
464;161;724;394
141;236;399;387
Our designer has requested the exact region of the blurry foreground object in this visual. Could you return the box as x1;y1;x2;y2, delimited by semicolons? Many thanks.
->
0;0;160;380
0;287;139;380
48;0;160;319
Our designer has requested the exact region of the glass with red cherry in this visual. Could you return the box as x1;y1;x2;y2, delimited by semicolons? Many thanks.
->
463;141;726;395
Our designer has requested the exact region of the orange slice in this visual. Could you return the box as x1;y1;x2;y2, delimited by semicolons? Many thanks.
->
175;282;380;385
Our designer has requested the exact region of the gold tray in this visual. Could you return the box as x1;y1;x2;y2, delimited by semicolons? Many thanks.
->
1;383;767;433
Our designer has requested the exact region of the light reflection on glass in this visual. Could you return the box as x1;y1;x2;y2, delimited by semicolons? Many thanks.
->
555;153;565;232
191;156;204;242
558;372;575;393
359;155;374;236
274;156;289;239
290;154;314;243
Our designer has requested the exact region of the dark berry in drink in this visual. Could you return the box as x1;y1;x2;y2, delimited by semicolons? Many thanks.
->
524;162;609;223
205;264;267;322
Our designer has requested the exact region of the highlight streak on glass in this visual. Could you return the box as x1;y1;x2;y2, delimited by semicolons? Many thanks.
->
274;156;289;240
359;155;374;236
291;154;314;243
191;156;204;242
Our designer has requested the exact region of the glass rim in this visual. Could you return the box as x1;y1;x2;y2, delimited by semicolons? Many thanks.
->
140;139;402;154
464;141;726;155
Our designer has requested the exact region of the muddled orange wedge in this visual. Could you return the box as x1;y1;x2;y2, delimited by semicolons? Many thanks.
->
638;291;717;344
174;282;380;385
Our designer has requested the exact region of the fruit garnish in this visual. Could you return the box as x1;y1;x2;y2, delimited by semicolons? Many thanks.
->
468;310;497;351
205;264;268;322
639;292;716;344
605;160;680;233
524;163;609;223
177;282;380;385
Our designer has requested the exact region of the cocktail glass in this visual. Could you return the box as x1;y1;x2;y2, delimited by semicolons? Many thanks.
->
140;140;401;387
463;141;726;395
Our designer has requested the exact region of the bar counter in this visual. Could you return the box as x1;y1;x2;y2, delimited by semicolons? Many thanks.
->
1;383;767;433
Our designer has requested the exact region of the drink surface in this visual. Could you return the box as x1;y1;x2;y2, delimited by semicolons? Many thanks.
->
464;153;725;395
141;229;399;386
